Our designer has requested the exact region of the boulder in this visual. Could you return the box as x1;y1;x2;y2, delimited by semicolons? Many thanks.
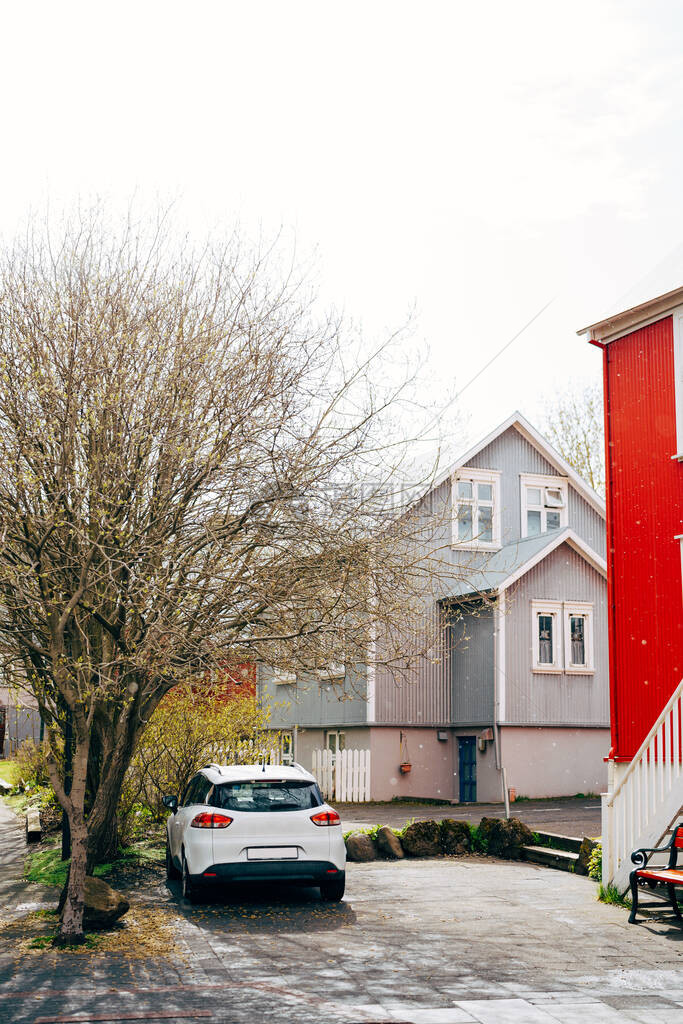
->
478;816;534;860
439;818;471;855
401;820;441;858
60;876;130;929
575;836;599;877
345;832;377;862
375;826;404;859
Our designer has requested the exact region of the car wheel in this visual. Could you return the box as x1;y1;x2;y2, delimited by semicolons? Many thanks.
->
166;840;181;880
182;854;197;903
320;877;345;902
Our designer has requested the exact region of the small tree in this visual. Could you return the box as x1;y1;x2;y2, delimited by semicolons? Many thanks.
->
541;383;605;495
119;684;274;829
0;210;463;943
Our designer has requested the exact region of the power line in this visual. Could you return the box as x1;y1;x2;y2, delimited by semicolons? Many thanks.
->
421;296;555;439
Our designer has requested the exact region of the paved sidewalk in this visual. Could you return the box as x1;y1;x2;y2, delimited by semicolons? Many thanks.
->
3;800;683;1023
0;798;57;926
334;795;602;837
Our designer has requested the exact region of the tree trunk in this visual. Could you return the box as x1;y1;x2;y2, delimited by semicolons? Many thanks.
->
55;813;88;946
87;813;119;871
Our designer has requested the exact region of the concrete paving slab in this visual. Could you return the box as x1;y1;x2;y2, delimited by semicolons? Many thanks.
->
455;999;559;1022
3;795;683;1024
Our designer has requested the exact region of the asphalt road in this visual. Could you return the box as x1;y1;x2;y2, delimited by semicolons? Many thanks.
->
334;796;603;838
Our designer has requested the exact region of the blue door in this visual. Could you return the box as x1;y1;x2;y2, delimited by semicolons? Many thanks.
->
458;737;477;803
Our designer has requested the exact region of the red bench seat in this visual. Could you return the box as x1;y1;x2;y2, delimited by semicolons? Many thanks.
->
629;824;683;925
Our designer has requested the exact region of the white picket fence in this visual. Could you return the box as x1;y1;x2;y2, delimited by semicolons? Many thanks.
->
312;748;371;802
602;677;683;891
215;739;283;765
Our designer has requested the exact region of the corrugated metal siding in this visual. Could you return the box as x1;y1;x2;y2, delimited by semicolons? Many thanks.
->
605;316;683;758
375;600;451;725
504;543;609;726
568;490;606;558
467;427;603;554
260;667;368;729
450;601;495;725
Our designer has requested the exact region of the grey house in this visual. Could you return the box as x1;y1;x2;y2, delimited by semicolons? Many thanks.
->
260;412;608;802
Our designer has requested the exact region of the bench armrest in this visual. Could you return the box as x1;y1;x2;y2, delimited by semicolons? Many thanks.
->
631;844;671;868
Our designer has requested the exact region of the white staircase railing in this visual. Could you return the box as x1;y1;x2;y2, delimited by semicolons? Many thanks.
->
602;677;683;892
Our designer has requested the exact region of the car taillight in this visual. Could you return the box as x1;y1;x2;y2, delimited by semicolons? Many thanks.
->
311;810;341;826
190;812;233;829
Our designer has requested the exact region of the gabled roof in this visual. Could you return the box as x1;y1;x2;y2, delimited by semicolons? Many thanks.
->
431;411;605;518
577;283;683;344
440;528;607;601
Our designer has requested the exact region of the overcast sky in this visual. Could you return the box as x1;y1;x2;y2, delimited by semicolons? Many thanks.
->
3;1;683;463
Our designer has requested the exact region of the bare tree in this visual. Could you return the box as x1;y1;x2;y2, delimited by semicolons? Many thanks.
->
541;382;605;495
0;210;465;944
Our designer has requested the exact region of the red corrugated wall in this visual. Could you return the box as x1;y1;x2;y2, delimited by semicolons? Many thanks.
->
603;315;683;759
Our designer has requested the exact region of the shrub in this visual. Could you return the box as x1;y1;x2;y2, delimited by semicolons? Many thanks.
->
468;822;488;853
14;739;52;790
119;686;276;832
588;842;602;881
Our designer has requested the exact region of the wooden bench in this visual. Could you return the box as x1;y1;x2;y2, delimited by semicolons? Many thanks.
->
629;823;683;924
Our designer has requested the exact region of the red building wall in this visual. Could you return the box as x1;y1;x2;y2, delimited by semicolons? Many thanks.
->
601;315;683;759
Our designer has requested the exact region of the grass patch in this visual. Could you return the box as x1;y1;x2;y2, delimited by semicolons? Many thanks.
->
342;823;403;843
598;883;631;908
0;759;20;787
25;840;165;889
25;844;67;887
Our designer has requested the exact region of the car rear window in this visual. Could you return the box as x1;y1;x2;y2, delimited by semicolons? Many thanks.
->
212;780;323;812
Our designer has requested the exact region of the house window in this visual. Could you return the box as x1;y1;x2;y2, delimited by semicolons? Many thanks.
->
531;600;562;672
452;469;501;549
326;730;346;759
316;664;346;684
281;731;294;764
563;602;594;673
520;474;568;537
271;668;296;685
531;600;594;673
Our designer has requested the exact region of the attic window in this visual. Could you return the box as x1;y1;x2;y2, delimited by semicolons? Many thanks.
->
521;475;568;537
452;469;501;549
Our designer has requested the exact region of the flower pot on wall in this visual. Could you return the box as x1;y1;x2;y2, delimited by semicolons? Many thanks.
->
399;762;412;774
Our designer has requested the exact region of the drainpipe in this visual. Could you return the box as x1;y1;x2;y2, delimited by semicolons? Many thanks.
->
493;590;510;818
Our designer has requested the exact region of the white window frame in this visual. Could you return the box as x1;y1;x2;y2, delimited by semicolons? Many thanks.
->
280;731;294;764
563;602;594;674
316;663;346;684
520;473;569;538
531;600;563;673
271;668;296;686
451;468;501;550
325;730;346;760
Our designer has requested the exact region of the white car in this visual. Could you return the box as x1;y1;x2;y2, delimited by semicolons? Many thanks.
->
163;763;346;903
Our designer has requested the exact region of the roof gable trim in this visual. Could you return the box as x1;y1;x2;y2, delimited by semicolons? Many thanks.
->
499;528;607;591
432;412;605;518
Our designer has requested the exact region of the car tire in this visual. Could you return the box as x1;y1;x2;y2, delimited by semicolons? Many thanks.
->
320;877;345;902
182;853;197;903
166;840;181;881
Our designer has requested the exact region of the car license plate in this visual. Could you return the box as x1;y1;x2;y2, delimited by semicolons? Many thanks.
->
247;846;298;860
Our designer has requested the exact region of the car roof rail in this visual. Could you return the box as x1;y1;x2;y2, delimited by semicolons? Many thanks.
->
205;763;224;776
291;761;307;774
